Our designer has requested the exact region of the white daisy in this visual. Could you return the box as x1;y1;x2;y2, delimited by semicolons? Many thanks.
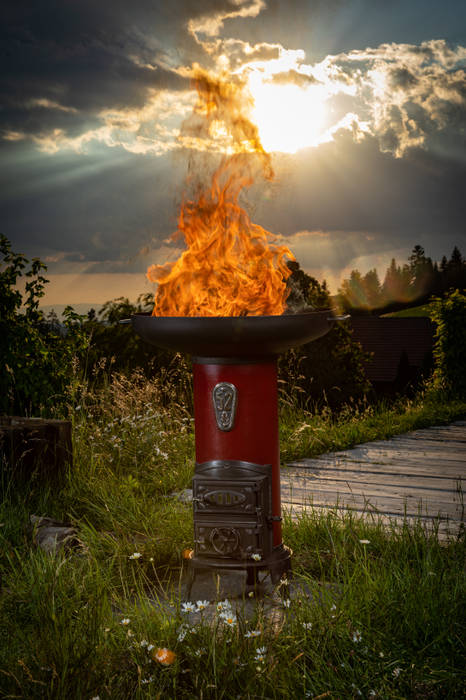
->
181;602;196;613
254;646;267;662
220;612;237;627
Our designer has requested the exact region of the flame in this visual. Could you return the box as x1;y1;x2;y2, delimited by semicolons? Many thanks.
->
147;69;294;317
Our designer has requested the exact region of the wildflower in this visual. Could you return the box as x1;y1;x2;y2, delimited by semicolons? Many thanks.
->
359;539;371;545
181;602;196;613
248;591;254;598
196;600;210;612
244;630;261;638
352;630;362;643
216;599;232;612
153;648;176;666
120;618;130;626
251;553;261;561
220;612;237;627
147;644;154;652
330;604;336;611
302;622;313;630
149;557;154;562
193;648;205;657
140;639;148;647
369;691;376;697
392;667;402;678
177;624;192;642
141;676;155;684
254;646;267;662
379;652;384;658
129;552;142;560
282;598;291;608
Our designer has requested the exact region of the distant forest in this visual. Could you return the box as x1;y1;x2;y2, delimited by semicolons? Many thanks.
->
336;245;466;314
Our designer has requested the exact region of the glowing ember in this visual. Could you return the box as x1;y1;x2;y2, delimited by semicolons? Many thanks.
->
147;69;294;317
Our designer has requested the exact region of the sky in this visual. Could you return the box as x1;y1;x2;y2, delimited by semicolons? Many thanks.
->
1;0;466;310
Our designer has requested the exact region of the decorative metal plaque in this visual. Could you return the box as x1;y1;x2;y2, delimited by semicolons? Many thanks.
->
212;382;237;431
210;527;240;555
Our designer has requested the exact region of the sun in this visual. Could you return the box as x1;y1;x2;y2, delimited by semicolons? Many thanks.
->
247;73;329;154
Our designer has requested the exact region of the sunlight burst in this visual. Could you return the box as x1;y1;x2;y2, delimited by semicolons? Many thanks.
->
247;73;329;153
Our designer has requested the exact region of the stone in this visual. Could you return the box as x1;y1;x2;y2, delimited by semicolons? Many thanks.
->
30;515;81;554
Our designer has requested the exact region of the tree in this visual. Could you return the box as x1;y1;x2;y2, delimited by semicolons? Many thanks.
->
337;270;367;312
280;263;371;409
362;268;382;309
382;258;406;305
407;244;434;301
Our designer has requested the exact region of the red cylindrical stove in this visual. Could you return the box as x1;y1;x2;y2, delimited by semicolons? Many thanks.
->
129;311;338;588
193;360;281;545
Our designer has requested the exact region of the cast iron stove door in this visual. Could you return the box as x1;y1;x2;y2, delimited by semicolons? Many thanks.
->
192;460;273;562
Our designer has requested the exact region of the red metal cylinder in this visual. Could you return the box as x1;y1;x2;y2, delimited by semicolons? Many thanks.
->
193;360;282;546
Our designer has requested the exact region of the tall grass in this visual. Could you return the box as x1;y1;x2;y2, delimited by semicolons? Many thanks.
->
0;366;465;698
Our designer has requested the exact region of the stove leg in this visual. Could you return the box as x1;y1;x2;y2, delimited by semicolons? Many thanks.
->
185;563;196;600
246;567;257;587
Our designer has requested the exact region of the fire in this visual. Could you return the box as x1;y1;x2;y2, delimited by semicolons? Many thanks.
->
147;69;294;317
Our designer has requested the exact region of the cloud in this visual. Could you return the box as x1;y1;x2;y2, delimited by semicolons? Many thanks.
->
2;0;464;162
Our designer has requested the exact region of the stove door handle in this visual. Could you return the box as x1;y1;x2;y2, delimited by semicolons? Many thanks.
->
327;314;350;322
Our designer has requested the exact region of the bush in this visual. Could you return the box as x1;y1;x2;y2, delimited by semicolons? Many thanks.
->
430;289;466;398
0;235;88;415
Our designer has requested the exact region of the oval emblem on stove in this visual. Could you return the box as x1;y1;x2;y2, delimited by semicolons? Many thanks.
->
212;382;237;431
204;489;246;507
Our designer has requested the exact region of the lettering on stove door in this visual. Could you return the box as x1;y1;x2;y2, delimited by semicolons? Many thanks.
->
212;382;238;431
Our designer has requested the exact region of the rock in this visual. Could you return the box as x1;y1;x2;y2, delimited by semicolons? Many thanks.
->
169;489;193;504
30;515;81;554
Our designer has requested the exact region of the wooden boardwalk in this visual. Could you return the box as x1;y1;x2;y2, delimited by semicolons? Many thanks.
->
282;421;466;538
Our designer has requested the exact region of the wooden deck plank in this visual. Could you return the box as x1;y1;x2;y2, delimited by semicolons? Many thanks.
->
286;459;464;479
283;466;458;489
283;421;466;537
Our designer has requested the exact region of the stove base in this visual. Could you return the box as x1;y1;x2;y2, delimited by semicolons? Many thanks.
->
185;543;292;598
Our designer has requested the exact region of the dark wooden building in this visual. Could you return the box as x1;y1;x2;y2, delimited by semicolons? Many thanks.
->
350;317;434;393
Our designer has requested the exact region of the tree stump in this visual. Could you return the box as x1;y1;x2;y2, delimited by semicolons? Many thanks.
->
0;416;72;489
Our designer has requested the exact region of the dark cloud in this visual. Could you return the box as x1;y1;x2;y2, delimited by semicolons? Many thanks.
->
0;139;185;267
389;66;418;89
250;132;466;262
0;0;244;138
1;0;465;293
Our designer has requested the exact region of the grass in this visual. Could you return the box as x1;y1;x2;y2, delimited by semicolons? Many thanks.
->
381;304;433;318
0;368;465;699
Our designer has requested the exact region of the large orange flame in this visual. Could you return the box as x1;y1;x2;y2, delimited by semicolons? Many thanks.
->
147;69;294;317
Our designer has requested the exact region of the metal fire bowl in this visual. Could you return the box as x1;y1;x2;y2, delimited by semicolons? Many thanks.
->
130;310;339;359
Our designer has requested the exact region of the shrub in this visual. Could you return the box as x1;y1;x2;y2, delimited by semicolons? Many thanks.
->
0;235;88;415
430;289;466;398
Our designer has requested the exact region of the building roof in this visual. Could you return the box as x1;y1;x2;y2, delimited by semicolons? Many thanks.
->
350;317;434;383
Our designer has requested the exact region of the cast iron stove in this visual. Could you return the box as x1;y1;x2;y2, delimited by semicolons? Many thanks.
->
129;311;339;589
